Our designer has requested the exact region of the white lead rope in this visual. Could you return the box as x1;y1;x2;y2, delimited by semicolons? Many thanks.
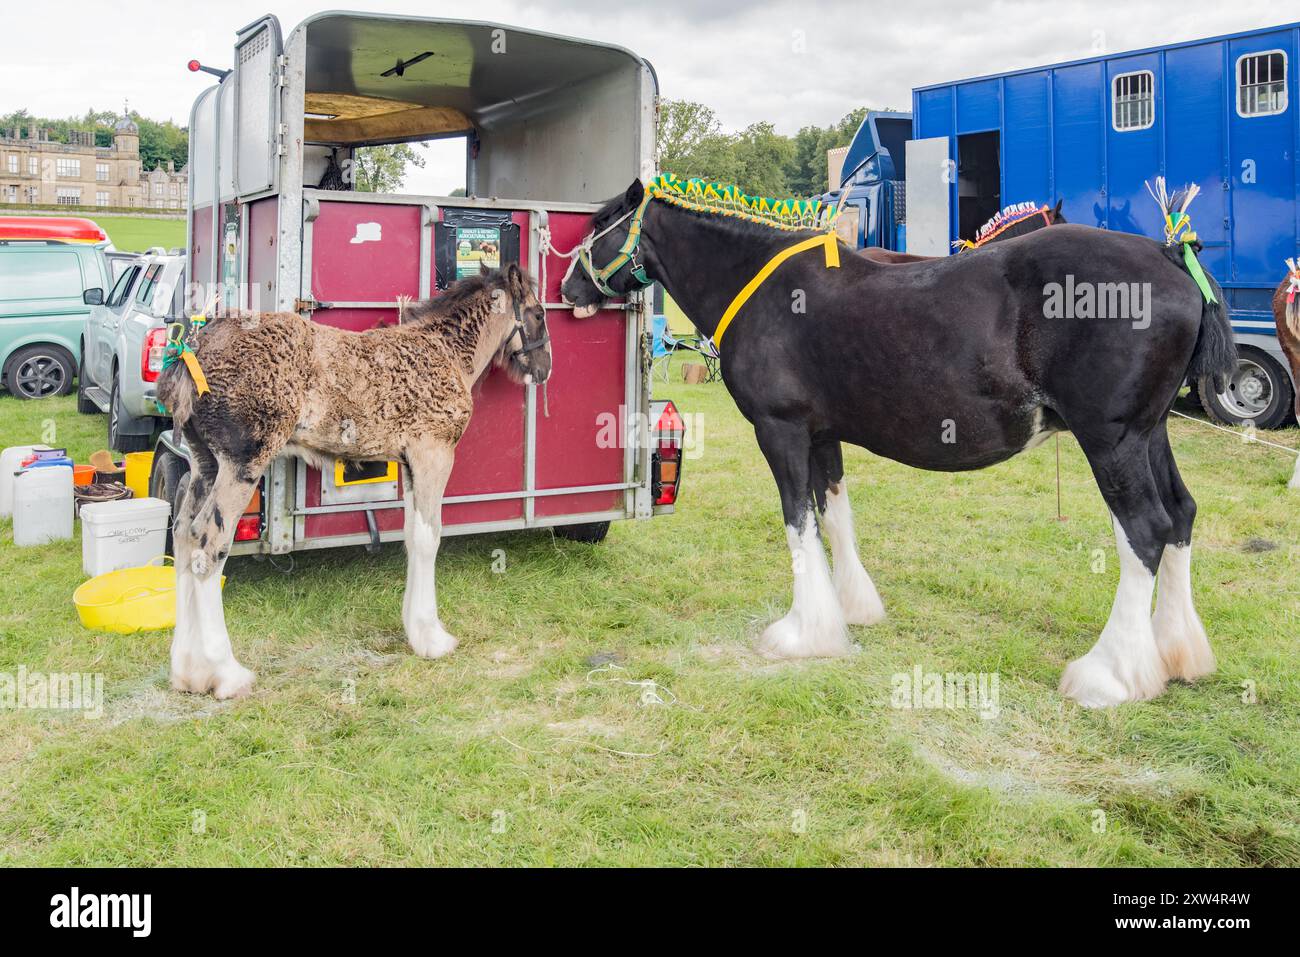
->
1168;409;1300;458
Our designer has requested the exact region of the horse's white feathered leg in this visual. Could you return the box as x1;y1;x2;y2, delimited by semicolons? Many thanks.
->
821;479;886;626
1060;514;1168;707
1152;544;1215;681
403;442;458;659
759;509;852;659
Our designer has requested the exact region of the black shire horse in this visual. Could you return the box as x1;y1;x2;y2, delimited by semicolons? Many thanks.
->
562;180;1236;708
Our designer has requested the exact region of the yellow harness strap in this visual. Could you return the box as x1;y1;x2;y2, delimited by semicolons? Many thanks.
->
714;232;841;348
182;352;210;396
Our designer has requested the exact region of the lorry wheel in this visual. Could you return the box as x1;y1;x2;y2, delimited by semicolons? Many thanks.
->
1197;346;1295;431
553;521;611;543
109;374;153;453
76;348;99;414
150;449;189;556
5;344;75;399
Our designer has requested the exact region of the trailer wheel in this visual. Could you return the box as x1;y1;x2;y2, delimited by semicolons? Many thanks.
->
553;521;611;544
1197;346;1295;431
149;448;190;556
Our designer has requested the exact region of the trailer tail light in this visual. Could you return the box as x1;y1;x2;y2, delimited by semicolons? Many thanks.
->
234;514;261;542
142;327;167;382
649;399;685;508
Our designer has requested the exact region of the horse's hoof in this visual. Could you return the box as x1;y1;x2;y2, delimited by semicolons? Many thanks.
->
170;659;255;699
757;614;851;659
212;662;256;700
1059;649;1166;707
409;624;458;659
837;579;886;626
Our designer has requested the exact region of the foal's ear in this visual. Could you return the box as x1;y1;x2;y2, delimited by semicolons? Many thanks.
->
505;262;528;299
1052;197;1063;217
625;179;645;208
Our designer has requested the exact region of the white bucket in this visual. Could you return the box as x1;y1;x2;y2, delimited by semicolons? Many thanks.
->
0;444;50;518
80;497;171;577
12;465;74;546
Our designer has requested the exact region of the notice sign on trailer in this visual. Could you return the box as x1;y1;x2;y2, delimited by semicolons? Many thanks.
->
455;226;502;279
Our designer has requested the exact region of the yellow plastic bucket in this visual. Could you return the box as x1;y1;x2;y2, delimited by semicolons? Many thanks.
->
124;451;153;500
73;557;225;634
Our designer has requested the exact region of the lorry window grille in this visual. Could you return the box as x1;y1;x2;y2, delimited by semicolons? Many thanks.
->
1112;71;1154;131
1237;51;1288;117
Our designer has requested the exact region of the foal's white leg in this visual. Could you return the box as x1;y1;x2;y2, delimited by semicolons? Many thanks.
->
1289;454;1300;490
1060;515;1168;707
821;479;886;626
403;443;458;659
758;509;852;659
169;485;254;699
1152;544;1215;681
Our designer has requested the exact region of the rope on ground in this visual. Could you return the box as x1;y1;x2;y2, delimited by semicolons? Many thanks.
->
1168;409;1300;458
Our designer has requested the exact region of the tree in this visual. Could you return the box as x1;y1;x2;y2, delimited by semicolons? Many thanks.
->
136;115;188;171
351;143;427;192
655;99;739;184
732;122;794;197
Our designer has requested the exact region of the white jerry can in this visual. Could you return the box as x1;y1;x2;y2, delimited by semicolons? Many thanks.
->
79;497;172;576
12;465;74;546
0;445;51;518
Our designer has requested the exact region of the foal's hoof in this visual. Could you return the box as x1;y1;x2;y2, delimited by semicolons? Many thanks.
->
757;614;852;660
409;624;459;659
1059;650;1166;708
170;660;256;700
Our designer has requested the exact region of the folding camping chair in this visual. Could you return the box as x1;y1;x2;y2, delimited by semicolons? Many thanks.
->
650;313;680;382
672;332;721;382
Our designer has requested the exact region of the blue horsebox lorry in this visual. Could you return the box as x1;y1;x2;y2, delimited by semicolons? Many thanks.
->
828;21;1300;428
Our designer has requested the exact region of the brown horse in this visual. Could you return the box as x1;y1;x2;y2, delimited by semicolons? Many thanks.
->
157;265;551;698
1273;263;1300;489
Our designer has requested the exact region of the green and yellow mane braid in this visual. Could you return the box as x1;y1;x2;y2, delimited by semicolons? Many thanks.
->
645;173;840;232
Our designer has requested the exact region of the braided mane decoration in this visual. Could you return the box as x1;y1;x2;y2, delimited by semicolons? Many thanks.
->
953;201;1051;251
645;173;840;232
1286;257;1300;337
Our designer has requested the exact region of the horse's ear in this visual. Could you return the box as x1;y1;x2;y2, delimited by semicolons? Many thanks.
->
479;262;490;277
625;179;645;208
505;261;527;298
1052;198;1063;217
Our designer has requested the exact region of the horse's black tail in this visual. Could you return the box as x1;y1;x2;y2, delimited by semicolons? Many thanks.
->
1165;244;1237;394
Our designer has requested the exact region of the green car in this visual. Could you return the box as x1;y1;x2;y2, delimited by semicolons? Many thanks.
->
0;231;112;399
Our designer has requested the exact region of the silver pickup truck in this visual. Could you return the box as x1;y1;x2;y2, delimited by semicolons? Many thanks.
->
77;249;185;452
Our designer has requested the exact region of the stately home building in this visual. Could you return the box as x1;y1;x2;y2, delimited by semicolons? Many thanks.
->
0;114;187;210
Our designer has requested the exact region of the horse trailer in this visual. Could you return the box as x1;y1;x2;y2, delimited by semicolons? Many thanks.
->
831;21;1300;428
153;11;683;556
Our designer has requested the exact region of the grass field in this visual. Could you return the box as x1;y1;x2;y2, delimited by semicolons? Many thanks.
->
87;215;185;253
1;358;1298;866
0;213;184;252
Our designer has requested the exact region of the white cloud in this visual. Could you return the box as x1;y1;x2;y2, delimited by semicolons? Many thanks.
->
1;0;1285;192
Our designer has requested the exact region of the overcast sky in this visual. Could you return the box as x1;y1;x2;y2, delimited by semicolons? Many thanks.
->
0;0;1286;193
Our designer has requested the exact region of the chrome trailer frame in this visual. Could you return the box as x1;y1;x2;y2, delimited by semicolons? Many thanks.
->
177;11;663;556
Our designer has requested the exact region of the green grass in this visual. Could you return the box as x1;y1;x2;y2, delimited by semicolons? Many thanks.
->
89;215;185;253
1;358;1298;866
0;212;184;252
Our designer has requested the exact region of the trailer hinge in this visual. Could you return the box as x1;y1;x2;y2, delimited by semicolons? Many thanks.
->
295;297;327;315
276;123;288;157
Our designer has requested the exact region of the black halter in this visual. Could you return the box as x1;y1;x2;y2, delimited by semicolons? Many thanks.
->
508;300;549;363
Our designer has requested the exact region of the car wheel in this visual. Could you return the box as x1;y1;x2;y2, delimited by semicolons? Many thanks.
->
4;345;75;400
76;347;99;414
150;449;189;556
1197;346;1295;431
109;374;153;453
553;521;611;543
